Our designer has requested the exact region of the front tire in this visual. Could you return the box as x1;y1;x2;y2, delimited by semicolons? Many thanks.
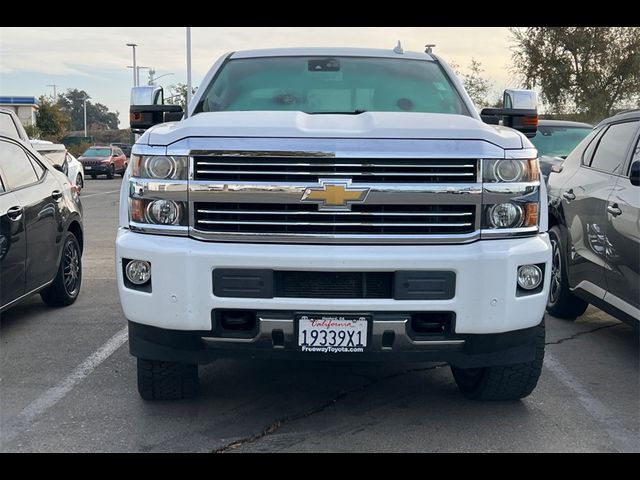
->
451;321;545;401
120;163;128;177
137;359;198;400
106;164;115;179
41;232;82;307
546;226;588;319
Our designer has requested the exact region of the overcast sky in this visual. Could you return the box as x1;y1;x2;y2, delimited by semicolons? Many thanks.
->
0;27;521;128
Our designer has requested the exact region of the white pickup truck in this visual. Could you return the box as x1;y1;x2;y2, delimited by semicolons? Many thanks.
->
118;47;550;401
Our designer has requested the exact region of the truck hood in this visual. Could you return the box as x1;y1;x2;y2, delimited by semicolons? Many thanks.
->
145;111;526;150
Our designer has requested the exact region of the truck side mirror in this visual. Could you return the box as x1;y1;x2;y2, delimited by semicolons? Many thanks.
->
129;86;183;133
480;89;538;138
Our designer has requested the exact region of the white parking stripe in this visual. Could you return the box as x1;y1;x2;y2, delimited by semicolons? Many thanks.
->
0;327;128;448
544;352;639;452
80;189;121;198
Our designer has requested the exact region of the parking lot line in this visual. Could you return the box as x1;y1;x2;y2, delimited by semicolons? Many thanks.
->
544;352;639;452
0;326;128;448
81;190;121;198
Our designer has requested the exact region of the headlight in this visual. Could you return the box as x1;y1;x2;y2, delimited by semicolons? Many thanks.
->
487;203;522;228
483;159;538;183
131;155;188;180
146;199;181;225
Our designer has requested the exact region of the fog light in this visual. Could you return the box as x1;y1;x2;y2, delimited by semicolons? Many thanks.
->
146;199;180;225
517;264;542;290
125;260;151;285
488;203;522;228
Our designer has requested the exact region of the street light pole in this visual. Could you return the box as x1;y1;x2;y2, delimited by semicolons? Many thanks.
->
46;84;58;99
186;27;192;118
83;97;88;138
126;43;138;87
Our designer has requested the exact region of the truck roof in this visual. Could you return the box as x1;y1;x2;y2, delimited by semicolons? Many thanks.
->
230;47;435;62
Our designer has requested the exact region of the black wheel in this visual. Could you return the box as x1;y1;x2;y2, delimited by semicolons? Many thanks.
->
546;226;588;319
451;320;545;401
137;359;198;400
41;232;82;307
106;164;115;179
91;174;97;179
75;173;84;190
120;163;128;177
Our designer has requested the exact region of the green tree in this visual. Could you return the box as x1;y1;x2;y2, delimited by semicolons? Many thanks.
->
56;89;120;131
510;27;640;120
35;96;71;141
449;59;493;108
166;83;198;110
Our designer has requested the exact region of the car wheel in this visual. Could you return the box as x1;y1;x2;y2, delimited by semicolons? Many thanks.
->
451;320;545;400
546;226;588;319
75;173;84;190
137;359;198;400
90;174;97;179
120;163;128;177
106;164;115;179
40;232;82;307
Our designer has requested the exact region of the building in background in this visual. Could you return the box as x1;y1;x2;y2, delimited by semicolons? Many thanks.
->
0;96;39;126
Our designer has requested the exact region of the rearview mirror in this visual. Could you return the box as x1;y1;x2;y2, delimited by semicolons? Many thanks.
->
480;89;539;138
129;86;183;133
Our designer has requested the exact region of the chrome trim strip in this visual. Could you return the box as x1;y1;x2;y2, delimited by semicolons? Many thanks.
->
480;226;539;239
188;229;480;244
571;280;606;299
409;339;466;346
195;169;475;177
196;161;476;168
483;182;540;194
196;220;473;227
602;291;640;320
129;178;188;201
0;280;54;311
196;209;473;217
129;222;189;236
131;145;167;156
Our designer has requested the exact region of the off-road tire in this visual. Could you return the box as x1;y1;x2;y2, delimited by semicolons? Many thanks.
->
451;320;545;401
137;359;198;400
546;226;588;319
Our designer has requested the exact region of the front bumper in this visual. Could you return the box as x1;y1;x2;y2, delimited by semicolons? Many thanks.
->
83;164;110;175
116;229;550;364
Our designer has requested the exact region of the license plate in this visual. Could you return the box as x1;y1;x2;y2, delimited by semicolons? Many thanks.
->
84;166;92;170
297;314;369;353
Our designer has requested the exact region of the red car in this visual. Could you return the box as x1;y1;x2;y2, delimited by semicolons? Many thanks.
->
78;145;127;179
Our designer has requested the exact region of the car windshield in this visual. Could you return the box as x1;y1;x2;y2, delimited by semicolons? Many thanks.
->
39;150;67;166
195;56;469;116
530;126;593;157
83;148;111;157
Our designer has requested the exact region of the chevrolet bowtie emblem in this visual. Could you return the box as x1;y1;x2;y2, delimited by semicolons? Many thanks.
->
301;180;369;211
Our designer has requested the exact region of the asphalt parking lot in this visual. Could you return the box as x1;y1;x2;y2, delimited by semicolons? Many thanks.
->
0;177;638;453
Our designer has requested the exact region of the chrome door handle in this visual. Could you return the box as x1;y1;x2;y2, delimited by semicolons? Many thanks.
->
52;190;63;201
6;205;23;221
562;190;576;201
607;204;622;216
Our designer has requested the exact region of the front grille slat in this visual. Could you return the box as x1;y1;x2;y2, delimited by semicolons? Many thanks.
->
194;202;476;235
193;156;477;184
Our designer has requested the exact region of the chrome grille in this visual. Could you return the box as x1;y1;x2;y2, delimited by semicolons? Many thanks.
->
194;203;476;235
193;157;478;183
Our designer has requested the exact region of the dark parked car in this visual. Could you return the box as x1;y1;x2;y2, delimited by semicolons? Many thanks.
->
78;145;127;179
531;120;593;182
547;110;639;327
0;134;83;312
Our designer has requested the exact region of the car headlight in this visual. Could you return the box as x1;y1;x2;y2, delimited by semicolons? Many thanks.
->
483;159;538;183
131;155;188;180
487;203;523;228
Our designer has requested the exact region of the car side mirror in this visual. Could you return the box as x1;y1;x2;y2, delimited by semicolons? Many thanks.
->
129;86;183;133
53;164;65;173
480;89;538;138
630;161;640;186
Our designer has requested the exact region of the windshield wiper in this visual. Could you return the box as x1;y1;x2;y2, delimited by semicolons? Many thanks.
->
305;110;368;115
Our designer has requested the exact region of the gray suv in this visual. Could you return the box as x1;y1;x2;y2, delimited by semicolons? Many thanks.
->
547;110;639;327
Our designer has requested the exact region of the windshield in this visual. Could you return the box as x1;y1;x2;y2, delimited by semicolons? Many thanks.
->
83;148;111;157
195;56;469;116
39;150;67;166
530;125;592;157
